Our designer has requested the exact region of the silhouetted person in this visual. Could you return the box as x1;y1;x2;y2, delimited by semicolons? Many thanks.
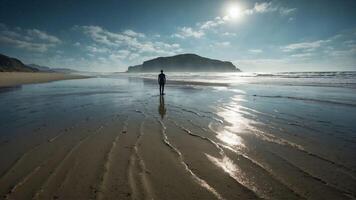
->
159;95;166;119
158;70;166;95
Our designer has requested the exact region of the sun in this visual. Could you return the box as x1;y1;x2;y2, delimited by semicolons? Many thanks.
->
226;4;243;19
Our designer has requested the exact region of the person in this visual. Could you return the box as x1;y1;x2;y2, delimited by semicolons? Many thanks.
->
158;70;166;95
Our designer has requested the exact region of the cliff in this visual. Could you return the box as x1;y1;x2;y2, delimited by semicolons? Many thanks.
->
0;54;38;72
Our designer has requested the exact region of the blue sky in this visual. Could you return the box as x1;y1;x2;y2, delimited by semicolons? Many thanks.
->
0;0;355;72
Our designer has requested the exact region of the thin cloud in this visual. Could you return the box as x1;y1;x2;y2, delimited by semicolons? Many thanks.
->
281;31;356;66
123;29;145;38
0;36;54;52
86;45;110;53
199;17;226;30
75;25;183;69
172;27;205;39
245;2;297;16
254;2;276;13
281;40;331;52
27;29;61;44
222;32;237;37
290;52;313;58
77;25;182;54
0;23;61;52
280;8;297;16
213;41;231;47
248;49;263;53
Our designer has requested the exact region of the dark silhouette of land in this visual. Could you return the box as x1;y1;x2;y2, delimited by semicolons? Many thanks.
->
0;53;38;72
127;53;240;72
0;53;80;73
0;53;89;87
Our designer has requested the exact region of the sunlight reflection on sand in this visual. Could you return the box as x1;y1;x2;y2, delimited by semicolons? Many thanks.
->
213;94;252;150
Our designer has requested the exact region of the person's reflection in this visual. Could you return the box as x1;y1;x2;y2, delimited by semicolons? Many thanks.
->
159;95;166;119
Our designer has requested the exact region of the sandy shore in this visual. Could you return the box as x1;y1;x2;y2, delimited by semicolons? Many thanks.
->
0;75;355;199
0;72;90;88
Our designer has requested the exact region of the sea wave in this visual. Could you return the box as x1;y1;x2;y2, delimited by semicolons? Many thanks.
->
254;71;356;79
252;94;356;107
114;71;356;89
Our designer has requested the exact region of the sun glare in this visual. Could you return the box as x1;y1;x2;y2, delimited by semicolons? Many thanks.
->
227;4;243;20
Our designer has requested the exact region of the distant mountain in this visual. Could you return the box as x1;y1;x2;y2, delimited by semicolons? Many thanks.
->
28;64;79;74
0;53;38;72
51;68;79;73
27;64;52;72
1;53;81;74
127;53;240;72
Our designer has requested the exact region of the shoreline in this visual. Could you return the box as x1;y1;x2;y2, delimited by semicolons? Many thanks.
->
0;72;91;88
142;77;229;86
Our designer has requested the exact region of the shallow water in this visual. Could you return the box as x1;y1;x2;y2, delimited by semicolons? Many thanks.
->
0;72;356;199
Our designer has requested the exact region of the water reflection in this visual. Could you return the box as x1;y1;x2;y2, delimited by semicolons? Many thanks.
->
206;153;261;197
213;94;250;149
216;129;244;147
159;95;166;119
0;85;22;94
206;154;240;180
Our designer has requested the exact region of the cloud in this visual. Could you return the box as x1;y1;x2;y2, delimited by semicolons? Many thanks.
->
254;2;276;13
0;23;61;52
1;30;22;38
86;45;110;53
199;17;226;30
172;27;205;39
279;31;356;68
78;25;121;46
329;49;356;57
248;49;263;53
290;52;313;58
74;25;183;69
235;30;356;72
327;38;356;57
280;8;297;16
123;29;145;38
27;29;61;44
172;16;231;40
176;17;230;39
77;25;182;55
0;36;54;52
213;41;231;47
281;40;331;52
222;32;237;37
109;49;131;60
245;2;297;16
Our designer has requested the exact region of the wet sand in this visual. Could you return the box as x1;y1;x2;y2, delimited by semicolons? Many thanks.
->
0;75;355;199
0;72;90;88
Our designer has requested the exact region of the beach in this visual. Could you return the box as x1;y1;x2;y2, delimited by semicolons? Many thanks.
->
0;72;89;88
0;72;355;200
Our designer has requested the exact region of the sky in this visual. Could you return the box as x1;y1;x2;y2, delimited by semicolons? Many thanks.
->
0;0;356;72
